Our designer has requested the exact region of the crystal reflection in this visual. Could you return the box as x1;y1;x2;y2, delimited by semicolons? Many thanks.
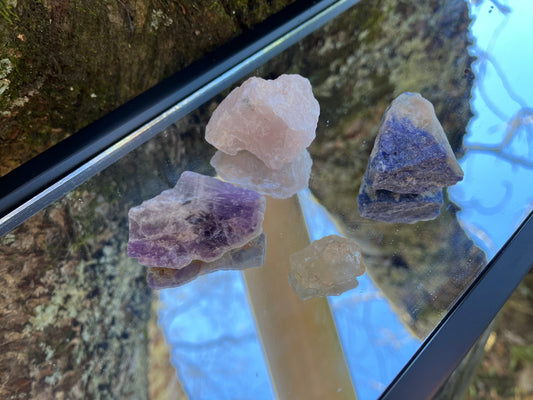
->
211;149;312;199
147;234;266;289
298;189;421;400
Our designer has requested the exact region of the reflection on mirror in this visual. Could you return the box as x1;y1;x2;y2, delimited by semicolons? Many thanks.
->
211;149;312;199
3;2;532;399
146;233;266;289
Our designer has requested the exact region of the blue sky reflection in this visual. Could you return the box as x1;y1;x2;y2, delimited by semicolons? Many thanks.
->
449;0;533;257
159;272;275;400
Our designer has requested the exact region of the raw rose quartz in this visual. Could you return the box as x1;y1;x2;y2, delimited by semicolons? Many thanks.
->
205;74;320;170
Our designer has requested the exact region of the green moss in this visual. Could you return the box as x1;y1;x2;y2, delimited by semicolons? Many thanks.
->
0;0;17;24
25;248;150;396
356;3;389;44
510;345;533;371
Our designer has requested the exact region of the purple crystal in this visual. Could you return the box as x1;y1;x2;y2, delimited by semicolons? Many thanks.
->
357;181;443;224
365;92;463;194
146;233;266;289
128;171;266;269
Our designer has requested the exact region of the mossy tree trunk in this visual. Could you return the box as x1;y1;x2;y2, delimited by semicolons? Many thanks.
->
0;0;295;176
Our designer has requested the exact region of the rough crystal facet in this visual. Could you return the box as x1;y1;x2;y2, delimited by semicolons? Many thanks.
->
210;149;312;199
365;92;463;194
357;181;443;224
146;233;266;289
128;171;266;269
205;74;320;170
288;235;366;300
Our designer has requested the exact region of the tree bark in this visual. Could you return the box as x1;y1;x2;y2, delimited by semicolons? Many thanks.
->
0;0;295;176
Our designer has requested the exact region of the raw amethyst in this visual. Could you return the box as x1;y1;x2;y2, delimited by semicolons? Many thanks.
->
128;171;266;269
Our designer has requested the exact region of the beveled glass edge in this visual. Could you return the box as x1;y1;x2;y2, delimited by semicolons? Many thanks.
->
0;0;359;237
380;211;533;400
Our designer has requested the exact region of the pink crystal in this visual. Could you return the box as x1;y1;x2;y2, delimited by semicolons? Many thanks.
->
210;150;312;199
205;74;320;170
127;171;266;269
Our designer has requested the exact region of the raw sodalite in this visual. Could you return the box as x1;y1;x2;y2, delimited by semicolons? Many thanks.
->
365;92;463;194
357;181;443;224
205;74;320;170
127;171;266;269
288;235;366;301
358;92;464;223
146;233;266;289
210;149;312;199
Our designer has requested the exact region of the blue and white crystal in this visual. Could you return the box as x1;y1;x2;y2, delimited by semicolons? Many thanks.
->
365;92;463;194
